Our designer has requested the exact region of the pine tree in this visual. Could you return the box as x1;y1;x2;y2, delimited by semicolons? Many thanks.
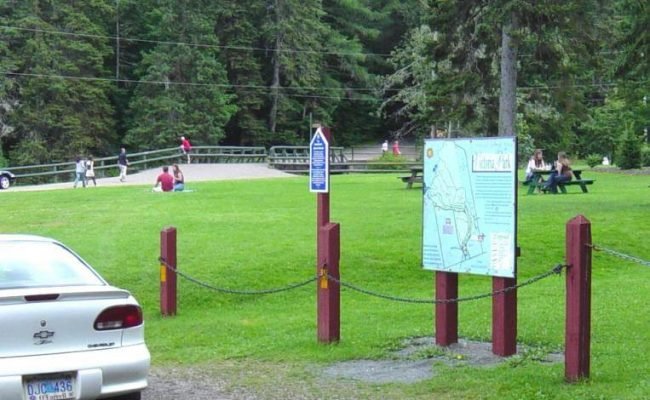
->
382;0;606;150
214;1;267;145
0;0;117;164
261;0;329;143
123;0;236;150
617;124;643;169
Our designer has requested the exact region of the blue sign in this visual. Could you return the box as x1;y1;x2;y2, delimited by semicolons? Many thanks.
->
309;128;329;193
422;137;517;278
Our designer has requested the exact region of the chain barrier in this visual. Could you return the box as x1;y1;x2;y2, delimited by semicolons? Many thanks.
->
326;264;566;304
159;259;317;295
159;257;565;302
590;245;650;268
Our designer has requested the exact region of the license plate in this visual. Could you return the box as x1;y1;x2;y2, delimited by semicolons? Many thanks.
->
24;373;75;400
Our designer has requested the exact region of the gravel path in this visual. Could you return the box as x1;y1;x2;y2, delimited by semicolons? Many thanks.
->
7;163;295;192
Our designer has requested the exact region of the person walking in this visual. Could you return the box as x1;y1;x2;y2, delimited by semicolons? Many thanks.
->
73;157;87;188
381;140;388;154
85;156;97;187
392;140;401;156
117;148;129;182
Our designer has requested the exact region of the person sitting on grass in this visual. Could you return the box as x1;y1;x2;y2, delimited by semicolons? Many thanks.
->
172;164;184;192
153;166;174;192
543;151;573;194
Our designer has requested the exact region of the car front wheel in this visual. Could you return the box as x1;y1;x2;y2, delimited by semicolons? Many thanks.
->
0;176;10;190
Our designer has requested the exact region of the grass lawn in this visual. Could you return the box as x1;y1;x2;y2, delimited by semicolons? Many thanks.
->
1;169;649;399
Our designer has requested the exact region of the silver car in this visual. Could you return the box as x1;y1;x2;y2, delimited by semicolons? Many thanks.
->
0;235;150;400
0;170;16;190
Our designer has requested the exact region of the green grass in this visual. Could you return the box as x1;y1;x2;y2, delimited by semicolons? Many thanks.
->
1;170;649;399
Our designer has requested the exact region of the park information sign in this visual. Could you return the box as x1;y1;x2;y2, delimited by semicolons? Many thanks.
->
422;137;517;278
309;127;329;193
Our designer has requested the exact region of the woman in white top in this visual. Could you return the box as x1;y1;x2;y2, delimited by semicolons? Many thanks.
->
525;149;547;182
85;156;96;186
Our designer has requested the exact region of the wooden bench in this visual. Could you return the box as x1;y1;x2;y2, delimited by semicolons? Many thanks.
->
399;166;423;189
557;179;595;194
398;175;423;189
525;169;595;194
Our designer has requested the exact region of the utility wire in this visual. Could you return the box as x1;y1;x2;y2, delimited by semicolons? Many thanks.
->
0;25;391;58
1;71;383;102
4;26;644;93
5;70;643;96
518;82;636;90
2;25;625;60
2;71;390;93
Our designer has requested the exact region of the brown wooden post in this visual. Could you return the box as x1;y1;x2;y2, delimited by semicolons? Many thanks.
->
160;227;177;316
435;271;458;346
317;194;330;229
315;127;339;343
492;276;517;356
565;215;592;382
318;223;340;343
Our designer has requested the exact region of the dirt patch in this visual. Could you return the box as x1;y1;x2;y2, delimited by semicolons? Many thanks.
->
142;338;563;399
323;337;564;384
322;359;435;384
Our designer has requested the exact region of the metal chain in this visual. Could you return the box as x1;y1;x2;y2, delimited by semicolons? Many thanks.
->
159;257;564;301
591;245;650;268
159;259;317;295
326;264;565;304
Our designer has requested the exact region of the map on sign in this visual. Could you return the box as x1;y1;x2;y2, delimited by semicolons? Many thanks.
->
422;137;517;278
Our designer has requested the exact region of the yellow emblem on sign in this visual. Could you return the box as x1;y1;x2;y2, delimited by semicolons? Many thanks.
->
426;148;434;159
160;265;167;283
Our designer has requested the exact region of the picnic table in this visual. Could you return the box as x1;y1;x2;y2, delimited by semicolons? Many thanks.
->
524;169;595;194
398;166;423;189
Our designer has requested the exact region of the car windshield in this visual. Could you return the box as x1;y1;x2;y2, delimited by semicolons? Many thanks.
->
0;241;104;289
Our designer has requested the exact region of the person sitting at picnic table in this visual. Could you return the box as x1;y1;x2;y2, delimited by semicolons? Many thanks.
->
153;166;174;192
542;151;573;194
524;148;548;182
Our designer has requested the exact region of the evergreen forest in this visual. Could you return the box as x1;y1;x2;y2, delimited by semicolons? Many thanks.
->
0;0;648;166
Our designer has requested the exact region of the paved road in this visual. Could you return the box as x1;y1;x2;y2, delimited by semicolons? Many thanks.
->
6;163;294;192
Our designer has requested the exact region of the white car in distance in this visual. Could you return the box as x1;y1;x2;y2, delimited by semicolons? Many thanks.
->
0;235;150;400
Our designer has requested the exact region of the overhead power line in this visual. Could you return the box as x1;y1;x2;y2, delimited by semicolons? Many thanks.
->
1;71;382;102
4;71;644;102
2;70;391;93
0;25;391;58
519;82;617;90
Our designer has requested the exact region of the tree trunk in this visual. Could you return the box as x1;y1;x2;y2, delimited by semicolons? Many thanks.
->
498;13;518;137
115;0;120;81
269;40;280;134
268;0;282;134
